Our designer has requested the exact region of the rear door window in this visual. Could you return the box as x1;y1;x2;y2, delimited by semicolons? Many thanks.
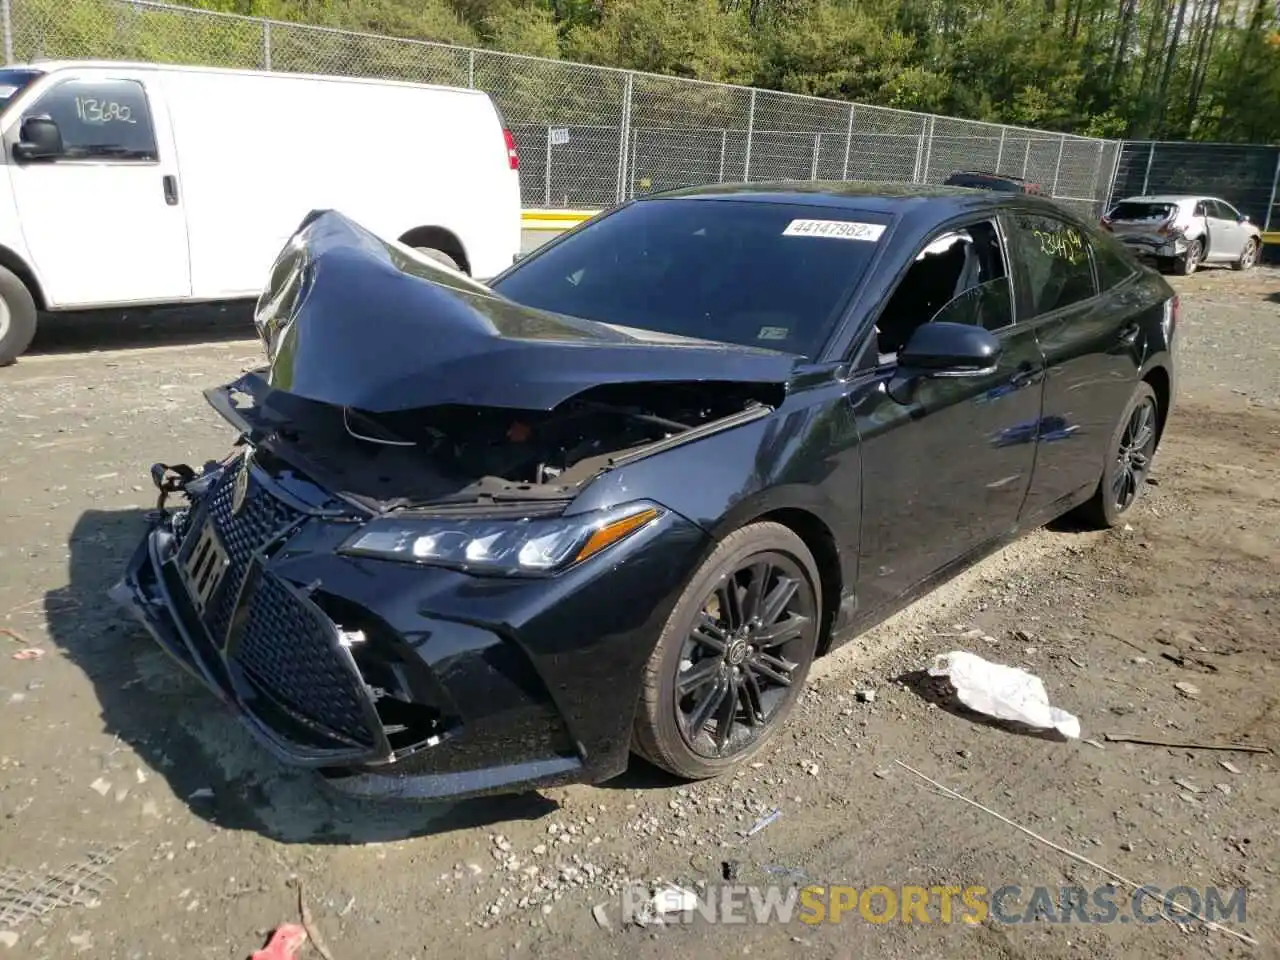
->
1005;213;1098;318
22;78;158;160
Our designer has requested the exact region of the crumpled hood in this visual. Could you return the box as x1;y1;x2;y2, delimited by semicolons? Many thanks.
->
252;210;798;413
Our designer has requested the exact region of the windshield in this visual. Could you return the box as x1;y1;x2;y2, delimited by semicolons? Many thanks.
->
491;198;889;360
0;69;42;115
1107;201;1176;222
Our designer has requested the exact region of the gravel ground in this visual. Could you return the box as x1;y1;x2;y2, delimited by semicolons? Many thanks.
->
0;264;1277;959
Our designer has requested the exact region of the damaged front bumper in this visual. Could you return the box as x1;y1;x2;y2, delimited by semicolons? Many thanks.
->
111;449;709;801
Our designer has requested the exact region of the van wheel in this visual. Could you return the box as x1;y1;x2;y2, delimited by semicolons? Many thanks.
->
0;266;37;366
415;247;461;272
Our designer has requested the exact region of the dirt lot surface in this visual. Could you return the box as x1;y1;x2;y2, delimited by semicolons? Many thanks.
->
1;266;1278;959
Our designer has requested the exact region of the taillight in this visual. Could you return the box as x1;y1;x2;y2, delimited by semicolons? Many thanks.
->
503;128;519;170
1100;217;1112;231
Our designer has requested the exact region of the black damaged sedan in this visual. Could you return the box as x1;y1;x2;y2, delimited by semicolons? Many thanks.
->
113;183;1177;800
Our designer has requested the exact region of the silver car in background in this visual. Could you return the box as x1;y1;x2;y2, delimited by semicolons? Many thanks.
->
1100;195;1262;275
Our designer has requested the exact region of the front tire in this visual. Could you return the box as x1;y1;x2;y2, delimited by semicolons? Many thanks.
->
0;265;38;366
1075;382;1160;529
1232;239;1258;271
632;522;822;780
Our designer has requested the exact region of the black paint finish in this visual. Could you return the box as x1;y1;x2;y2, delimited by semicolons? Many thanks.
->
114;185;1177;801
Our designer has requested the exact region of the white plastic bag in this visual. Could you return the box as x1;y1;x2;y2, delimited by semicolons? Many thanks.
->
928;651;1081;739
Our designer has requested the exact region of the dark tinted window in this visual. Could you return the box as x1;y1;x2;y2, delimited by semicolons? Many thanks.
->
492;199;889;359
1107;201;1175;222
1091;231;1138;290
0;69;42;115
1209;199;1239;220
944;173;1023;192
876;220;1013;356
24;78;157;160
1007;213;1097;316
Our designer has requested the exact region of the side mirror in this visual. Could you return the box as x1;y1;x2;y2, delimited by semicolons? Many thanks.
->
1239;214;1250;224
13;116;63;161
899;321;1001;376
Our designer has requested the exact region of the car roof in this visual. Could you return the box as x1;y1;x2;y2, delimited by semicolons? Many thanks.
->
947;170;1033;182
639;180;1068;218
1116;195;1207;204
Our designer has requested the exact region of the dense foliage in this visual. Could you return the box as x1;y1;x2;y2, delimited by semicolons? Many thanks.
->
129;0;1280;141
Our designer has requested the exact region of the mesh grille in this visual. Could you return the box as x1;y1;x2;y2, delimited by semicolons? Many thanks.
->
191;455;301;643
231;570;376;748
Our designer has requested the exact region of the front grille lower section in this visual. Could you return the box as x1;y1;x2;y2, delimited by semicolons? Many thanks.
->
230;567;376;749
172;453;381;756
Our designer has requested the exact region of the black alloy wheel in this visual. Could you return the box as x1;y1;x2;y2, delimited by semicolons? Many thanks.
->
633;522;821;780
1112;393;1158;513
1075;381;1160;529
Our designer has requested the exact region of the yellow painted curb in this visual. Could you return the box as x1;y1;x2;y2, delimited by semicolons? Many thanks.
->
521;209;599;230
1262;231;1279;245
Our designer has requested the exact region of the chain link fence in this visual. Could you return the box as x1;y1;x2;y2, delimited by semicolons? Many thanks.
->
6;0;1120;216
1108;141;1280;232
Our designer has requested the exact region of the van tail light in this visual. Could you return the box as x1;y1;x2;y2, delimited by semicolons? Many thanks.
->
503;128;519;170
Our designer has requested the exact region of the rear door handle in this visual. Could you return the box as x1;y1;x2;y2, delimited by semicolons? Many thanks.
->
1117;323;1139;346
162;174;179;206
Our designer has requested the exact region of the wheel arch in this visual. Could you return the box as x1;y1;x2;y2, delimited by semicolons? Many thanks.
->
1142;363;1172;446
0;243;46;310
397;226;470;275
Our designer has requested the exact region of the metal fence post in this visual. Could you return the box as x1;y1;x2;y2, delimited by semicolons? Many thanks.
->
912;119;926;182
467;49;475;88
995;127;1007;174
615;72;633;204
717;130;727;182
841;103;855;180
262;19;271;70
810;134;820;180
1050;134;1066;198
544;126;552;206
1021;138;1031;179
2;0;13;65
1141;143;1155;195
1265;149;1280;232
1089;140;1104;212
743;88;756;181
920;116;936;183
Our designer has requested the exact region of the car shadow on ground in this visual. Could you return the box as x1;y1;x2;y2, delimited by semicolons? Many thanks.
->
892;669;1072;742
1266;292;1280;304
46;507;560;846
28;301;257;357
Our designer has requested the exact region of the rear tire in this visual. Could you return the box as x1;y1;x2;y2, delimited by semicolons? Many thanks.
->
0;265;37;366
1232;239;1258;271
414;246;461;272
632;522;822;780
1074;382;1160;529
1175;239;1203;276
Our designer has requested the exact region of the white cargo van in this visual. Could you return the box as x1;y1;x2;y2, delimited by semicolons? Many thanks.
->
0;60;522;363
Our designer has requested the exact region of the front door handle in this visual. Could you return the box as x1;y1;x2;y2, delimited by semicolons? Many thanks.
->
162;174;179;206
1008;364;1042;389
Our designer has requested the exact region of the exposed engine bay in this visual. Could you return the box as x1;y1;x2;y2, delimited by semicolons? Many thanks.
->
214;373;778;511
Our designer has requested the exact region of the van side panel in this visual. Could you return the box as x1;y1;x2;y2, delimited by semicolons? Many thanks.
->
161;69;519;296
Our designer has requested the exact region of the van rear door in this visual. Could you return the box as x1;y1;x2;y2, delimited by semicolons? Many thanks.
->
5;68;191;307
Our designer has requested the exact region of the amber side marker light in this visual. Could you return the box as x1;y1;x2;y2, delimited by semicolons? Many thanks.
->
575;507;662;563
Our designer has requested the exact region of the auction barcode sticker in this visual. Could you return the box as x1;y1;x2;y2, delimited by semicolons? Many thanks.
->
782;219;885;241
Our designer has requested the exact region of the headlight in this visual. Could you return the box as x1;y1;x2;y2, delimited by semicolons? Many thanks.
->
339;501;665;576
